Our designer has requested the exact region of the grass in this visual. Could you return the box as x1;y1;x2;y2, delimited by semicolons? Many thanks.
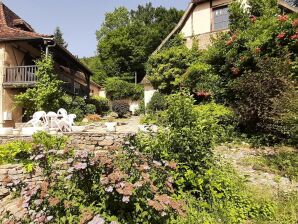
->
242;147;298;181
252;188;298;224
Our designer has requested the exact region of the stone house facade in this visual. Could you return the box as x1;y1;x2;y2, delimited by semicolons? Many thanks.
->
142;0;297;107
0;2;98;127
156;0;297;51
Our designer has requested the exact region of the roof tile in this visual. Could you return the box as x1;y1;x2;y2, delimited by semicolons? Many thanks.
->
0;2;50;40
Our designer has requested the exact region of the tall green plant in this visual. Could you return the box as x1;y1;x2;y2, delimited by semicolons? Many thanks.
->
15;55;64;116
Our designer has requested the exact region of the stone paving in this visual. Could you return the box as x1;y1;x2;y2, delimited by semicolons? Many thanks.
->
85;116;141;134
215;145;298;192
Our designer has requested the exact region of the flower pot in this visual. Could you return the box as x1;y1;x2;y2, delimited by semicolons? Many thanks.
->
105;122;117;132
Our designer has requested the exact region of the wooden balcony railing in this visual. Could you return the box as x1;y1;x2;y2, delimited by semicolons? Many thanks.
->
3;65;38;84
3;65;89;96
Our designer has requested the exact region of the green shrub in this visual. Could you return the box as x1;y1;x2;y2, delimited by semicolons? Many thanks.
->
140;112;166;125
87;96;110;115
229;57;296;144
194;103;237;143
32;131;67;151
147;92;167;113
261;148;298;181
62;95;86;120
15;55;64;117
112;100;130;118
0;141;32;165
17;133;184;223
182;62;220;98
136;92;215;179
146;45;200;94
85;104;96;115
62;96;101;120
134;99;145;116
105;77;143;101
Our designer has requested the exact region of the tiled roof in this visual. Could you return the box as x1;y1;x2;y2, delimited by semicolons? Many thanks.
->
0;2;50;40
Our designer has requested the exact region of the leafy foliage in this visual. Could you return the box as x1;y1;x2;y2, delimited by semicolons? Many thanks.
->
61;95;87;121
53;26;68;48
200;0;298;144
229;57;297;144
96;4;183;82
81;56;106;85
134;93;275;223
146;92;167;113
194;103;237;143
85;104;97;115
87;96;110;115
136;92;215;179
147;45;200;94
112;100;130;118
15;55;64;117
4;133;184;223
105;77;143;101
0;141;32;165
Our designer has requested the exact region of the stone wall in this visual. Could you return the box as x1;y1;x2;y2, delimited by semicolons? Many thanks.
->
0;132;132;150
0;132;133;221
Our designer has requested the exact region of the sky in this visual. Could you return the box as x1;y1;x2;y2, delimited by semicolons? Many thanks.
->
2;0;188;58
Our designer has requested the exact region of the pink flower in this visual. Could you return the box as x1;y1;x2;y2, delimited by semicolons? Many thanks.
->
250;15;257;23
277;15;288;22
290;34;298;40
74;162;87;170
292;18;298;27
277;32;286;39
255;47;261;53
231;67;240;76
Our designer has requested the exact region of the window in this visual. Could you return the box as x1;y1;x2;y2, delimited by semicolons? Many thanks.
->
213;6;229;31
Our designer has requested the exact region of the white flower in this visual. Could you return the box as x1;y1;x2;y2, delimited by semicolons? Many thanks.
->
122;196;130;203
105;186;113;193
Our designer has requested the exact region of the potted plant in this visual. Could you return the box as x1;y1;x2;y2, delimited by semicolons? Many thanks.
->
105;116;117;132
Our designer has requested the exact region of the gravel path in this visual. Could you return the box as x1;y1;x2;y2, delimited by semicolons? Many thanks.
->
215;145;298;192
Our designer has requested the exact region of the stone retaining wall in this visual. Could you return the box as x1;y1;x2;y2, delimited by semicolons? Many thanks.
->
0;132;133;150
0;132;134;221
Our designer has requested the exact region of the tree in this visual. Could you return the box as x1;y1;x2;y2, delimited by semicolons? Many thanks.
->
15;55;64;116
53;26;68;48
81;56;106;85
96;4;183;82
146;45;200;94
202;0;298;142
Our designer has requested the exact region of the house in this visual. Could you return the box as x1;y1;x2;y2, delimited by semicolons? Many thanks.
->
0;2;94;127
156;0;298;51
142;0;297;108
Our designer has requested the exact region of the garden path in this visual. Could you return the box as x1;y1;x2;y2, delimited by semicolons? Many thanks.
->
86;116;141;134
215;145;298;192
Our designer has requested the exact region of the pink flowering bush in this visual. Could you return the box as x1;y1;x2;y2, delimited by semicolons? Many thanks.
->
5;132;184;223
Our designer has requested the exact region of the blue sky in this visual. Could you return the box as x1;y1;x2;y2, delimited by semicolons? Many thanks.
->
2;0;188;58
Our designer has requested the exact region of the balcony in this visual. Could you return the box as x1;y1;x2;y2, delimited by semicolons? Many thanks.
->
3;65;89;96
3;65;38;88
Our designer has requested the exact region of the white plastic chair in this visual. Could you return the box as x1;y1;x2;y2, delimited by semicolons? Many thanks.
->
57;109;76;131
24;111;47;128
67;114;76;126
47;111;74;133
57;108;68;118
